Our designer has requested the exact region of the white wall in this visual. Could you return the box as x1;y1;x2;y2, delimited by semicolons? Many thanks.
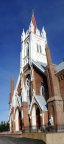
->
20;20;47;105
15;109;19;131
31;105;36;128
20;23;47;73
9;117;12;132
30;33;47;64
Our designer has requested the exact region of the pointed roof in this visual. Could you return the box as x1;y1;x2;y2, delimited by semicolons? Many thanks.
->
29;95;48;114
31;11;36;33
32;59;47;74
56;61;64;74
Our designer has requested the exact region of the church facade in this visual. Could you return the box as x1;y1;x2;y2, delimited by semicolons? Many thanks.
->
8;14;64;132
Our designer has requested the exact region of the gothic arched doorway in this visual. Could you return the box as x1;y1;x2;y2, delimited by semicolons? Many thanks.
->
19;111;22;130
36;107;41;129
48;104;55;126
15;108;22;131
31;105;36;129
15;108;19;131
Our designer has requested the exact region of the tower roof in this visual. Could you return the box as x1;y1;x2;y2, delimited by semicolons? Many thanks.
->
31;11;36;33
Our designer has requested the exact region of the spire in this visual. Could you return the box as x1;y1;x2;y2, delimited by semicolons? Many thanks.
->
10;79;14;103
21;29;25;41
31;10;36;33
45;44;52;65
32;9;34;16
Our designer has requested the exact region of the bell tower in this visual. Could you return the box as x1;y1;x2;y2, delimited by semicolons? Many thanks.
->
20;13;48;129
20;13;47;73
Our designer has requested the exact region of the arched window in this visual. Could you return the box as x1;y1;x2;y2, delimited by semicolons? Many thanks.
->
40;83;45;96
42;85;45;95
37;44;42;53
37;44;39;52
39;45;42;53
26;46;29;56
26;77;30;108
24;42;29;57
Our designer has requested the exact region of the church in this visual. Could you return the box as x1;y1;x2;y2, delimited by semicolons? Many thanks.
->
8;13;64;132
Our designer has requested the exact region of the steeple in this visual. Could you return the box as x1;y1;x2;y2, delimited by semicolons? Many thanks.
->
31;10;36;33
20;12;47;72
45;44;52;65
10;79;14;103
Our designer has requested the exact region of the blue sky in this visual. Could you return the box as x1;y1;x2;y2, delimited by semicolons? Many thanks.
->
0;0;64;122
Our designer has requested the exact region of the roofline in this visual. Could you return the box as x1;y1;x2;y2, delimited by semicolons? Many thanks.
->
32;61;47;76
56;69;64;76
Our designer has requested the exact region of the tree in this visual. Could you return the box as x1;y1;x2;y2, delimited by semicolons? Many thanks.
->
0;121;9;132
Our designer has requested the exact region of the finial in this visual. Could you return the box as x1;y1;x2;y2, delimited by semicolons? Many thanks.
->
23;28;25;33
31;9;36;33
32;9;34;16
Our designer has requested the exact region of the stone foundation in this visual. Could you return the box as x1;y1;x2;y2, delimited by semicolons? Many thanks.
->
22;132;64;144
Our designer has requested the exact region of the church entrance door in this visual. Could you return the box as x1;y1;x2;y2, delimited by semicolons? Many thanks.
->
36;107;41;129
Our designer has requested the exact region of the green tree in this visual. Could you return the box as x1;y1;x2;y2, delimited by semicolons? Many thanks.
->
0;121;9;132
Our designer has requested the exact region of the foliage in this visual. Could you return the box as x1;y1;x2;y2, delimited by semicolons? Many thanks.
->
0;121;9;132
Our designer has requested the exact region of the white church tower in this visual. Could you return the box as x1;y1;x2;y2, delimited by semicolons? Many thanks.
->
8;13;48;132
19;13;48;129
20;13;47;73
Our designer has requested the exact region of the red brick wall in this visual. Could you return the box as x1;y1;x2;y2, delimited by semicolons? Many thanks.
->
10;80;14;103
33;66;48;100
59;76;64;99
22;102;29;128
58;74;64;116
48;100;63;125
34;69;43;95
46;68;53;98
44;111;48;125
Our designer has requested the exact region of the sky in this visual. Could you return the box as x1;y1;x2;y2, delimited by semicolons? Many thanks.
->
0;0;64;122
